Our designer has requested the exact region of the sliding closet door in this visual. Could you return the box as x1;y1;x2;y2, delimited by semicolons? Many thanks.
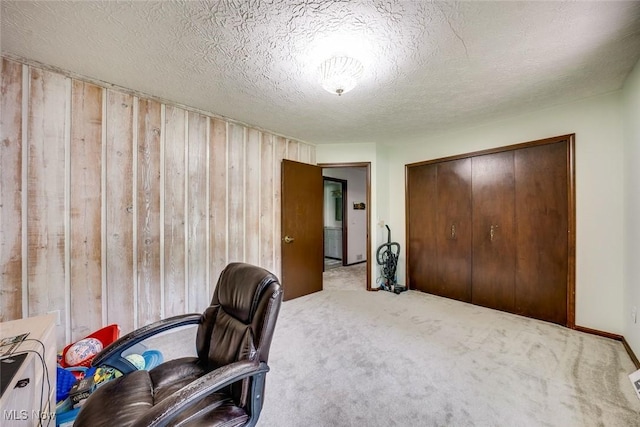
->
515;141;569;325
407;164;438;294
472;151;516;312
436;159;472;302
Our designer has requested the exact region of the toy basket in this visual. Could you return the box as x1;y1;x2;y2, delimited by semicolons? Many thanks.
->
59;324;120;369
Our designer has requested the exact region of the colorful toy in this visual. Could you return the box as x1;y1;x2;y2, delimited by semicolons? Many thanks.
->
93;367;120;386
142;349;163;370
124;353;145;370
59;324;120;369
56;367;77;402
64;338;103;367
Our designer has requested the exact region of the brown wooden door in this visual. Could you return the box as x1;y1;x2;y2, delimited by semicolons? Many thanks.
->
281;160;324;301
472;151;516;312
436;159;472;302
515;141;569;325
407;164;438;293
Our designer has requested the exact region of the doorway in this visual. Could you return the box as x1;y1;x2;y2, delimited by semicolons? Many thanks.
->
323;177;347;270
320;163;371;290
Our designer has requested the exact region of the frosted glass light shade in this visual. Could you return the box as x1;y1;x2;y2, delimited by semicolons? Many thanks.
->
318;56;364;96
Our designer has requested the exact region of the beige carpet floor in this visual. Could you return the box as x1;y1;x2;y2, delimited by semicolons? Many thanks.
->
144;265;640;426
323;263;367;291
258;270;639;426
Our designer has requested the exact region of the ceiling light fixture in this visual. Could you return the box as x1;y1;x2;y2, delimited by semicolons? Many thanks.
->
318;56;364;96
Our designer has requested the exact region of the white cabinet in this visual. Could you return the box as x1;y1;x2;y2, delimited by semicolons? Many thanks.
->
0;314;56;426
324;227;342;259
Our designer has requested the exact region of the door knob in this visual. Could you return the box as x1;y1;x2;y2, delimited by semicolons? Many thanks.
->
283;235;295;244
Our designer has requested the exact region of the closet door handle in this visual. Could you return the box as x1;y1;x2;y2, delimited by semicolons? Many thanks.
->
490;224;498;242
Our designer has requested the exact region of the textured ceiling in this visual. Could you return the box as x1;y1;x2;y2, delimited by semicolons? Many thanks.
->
2;1;640;145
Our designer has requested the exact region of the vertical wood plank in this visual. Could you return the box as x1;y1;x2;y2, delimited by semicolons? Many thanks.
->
27;67;69;348
260;133;275;272
227;123;245;262
187;111;208;312
286;139;299;161
163;106;186;317
209;118;227;288
137;99;162;327
245;128;261;266
309;144;316;165
70;81;103;340
298;142;310;164
105;90;134;333
5;61;310;337
273;136;287;279
0;59;23;321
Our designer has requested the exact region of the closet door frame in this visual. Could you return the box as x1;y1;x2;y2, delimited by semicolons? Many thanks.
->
405;134;576;328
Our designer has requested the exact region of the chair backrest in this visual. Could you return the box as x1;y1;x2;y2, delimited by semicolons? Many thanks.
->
195;263;282;405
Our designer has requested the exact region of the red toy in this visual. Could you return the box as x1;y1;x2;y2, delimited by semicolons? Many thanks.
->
59;324;120;369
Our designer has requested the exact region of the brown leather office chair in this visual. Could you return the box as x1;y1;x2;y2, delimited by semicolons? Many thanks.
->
74;262;282;427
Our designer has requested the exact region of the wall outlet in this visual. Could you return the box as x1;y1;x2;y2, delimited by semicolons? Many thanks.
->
48;309;61;326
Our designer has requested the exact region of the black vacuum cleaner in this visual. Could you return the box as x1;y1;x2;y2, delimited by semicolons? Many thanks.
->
376;225;405;294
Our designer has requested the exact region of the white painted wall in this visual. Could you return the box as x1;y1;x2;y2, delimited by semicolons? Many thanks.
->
375;144;391;250
323;168;367;264
623;58;640;357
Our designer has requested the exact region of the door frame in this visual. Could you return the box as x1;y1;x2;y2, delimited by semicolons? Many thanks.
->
323;177;348;267
319;162;372;291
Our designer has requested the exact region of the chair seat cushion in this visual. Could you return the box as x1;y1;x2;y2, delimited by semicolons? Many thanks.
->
148;358;247;426
75;369;248;427
149;357;206;402
74;370;153;427
171;393;249;427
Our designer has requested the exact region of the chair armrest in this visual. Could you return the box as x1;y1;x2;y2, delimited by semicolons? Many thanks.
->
92;313;202;373
132;360;269;427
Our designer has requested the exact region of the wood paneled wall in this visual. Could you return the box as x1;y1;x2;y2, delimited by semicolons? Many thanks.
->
0;58;315;348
